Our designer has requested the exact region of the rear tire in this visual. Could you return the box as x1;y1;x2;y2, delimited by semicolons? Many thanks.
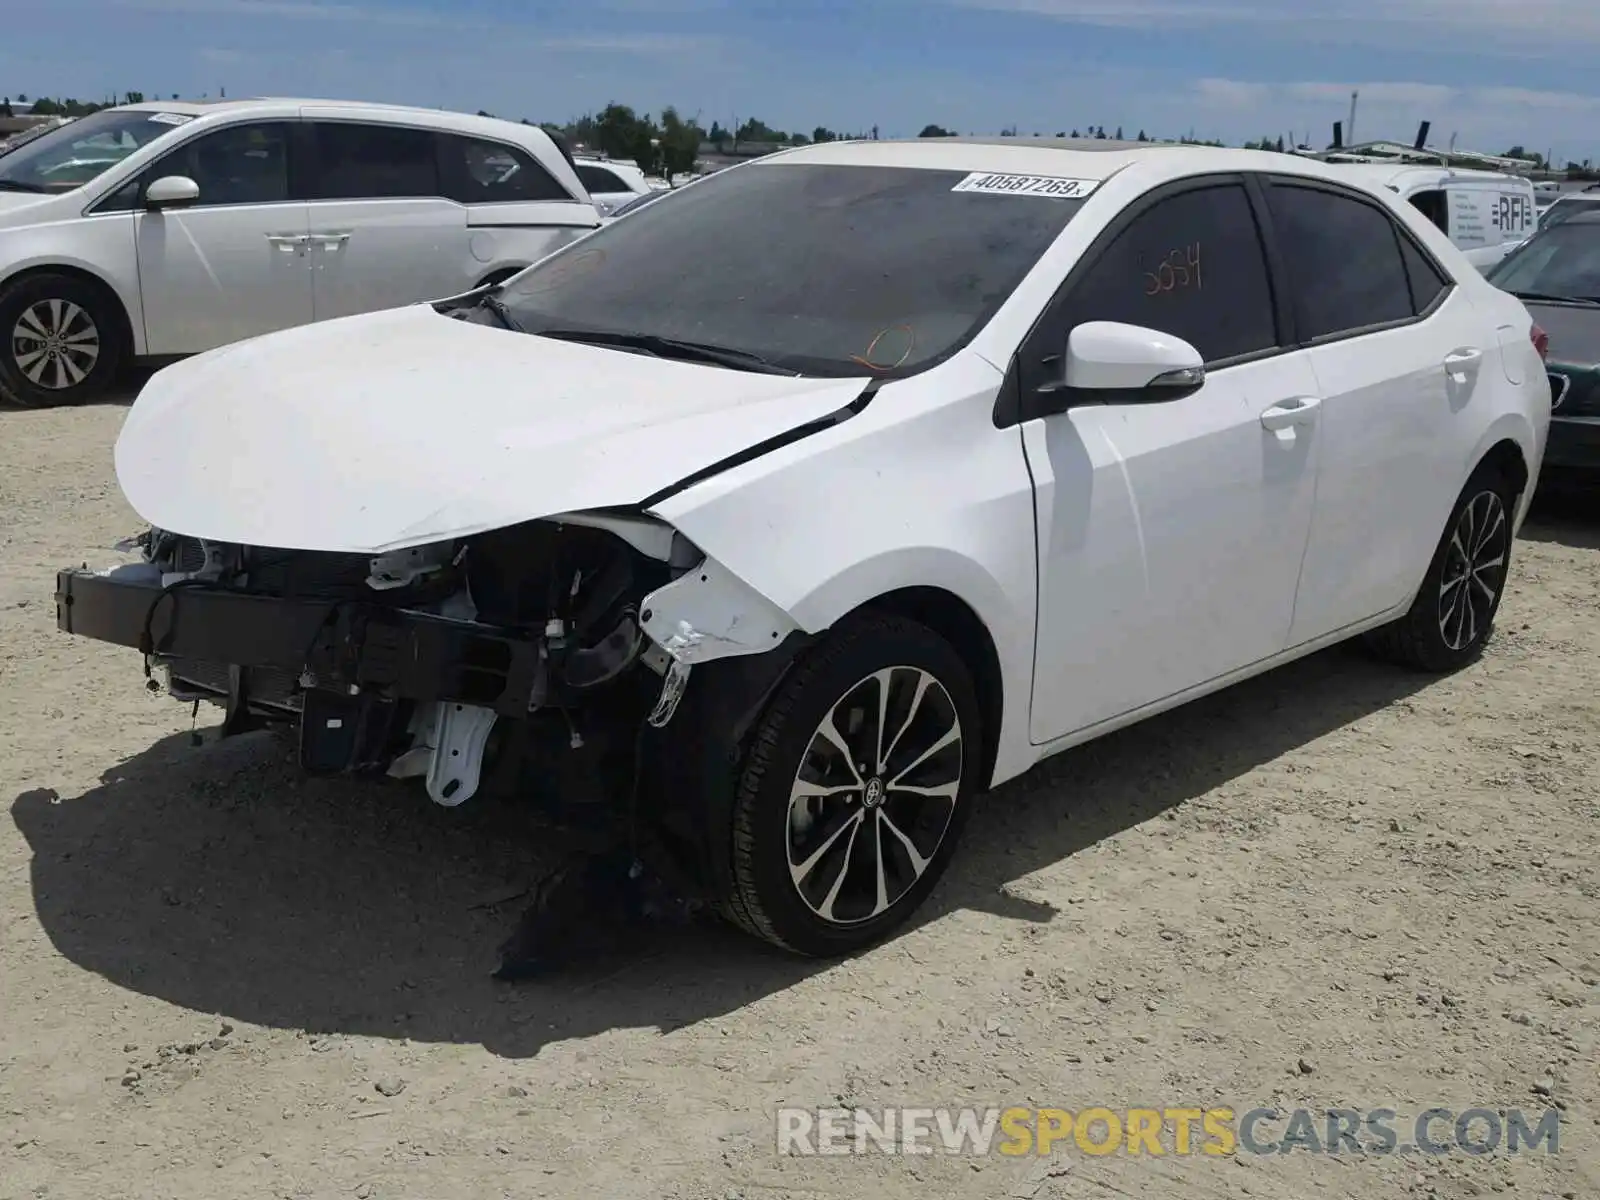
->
1364;462;1517;672
719;613;982;957
0;272;124;408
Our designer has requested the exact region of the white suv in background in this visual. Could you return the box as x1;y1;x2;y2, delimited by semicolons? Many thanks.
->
0;98;600;407
571;156;653;215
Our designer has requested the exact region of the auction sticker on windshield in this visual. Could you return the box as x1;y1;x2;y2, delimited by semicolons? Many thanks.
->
951;172;1098;198
147;112;194;126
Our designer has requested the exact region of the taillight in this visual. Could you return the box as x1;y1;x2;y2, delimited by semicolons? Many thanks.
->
1531;322;1550;361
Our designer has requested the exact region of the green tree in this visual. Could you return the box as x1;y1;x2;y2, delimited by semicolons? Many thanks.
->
30;97;62;116
1114;126;1123;139
918;123;952;138
658;105;703;177
1137;129;1148;141
596;102;646;162
812;126;837;143
0;97;11;118
15;93;26;103
124;91;145;104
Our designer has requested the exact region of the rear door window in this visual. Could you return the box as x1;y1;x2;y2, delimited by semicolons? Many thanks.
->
309;121;438;200
1265;182;1414;339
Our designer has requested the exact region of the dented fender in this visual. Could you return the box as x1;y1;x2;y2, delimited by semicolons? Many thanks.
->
639;555;802;665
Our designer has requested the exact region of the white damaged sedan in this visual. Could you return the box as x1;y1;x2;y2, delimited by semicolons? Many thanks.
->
56;137;1549;956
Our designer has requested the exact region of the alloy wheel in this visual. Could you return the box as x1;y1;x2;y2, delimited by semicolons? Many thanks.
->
11;299;101;391
1437;489;1508;652
786;666;963;926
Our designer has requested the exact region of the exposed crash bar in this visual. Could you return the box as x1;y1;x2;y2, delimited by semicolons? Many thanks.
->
55;567;547;716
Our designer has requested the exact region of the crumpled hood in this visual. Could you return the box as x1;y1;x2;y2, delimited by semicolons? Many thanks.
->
115;305;869;553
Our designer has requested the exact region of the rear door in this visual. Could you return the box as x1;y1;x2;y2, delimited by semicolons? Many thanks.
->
1265;178;1489;643
302;115;466;322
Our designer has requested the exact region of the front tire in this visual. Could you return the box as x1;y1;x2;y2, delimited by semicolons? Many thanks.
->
720;613;983;957
1365;463;1517;672
0;273;123;408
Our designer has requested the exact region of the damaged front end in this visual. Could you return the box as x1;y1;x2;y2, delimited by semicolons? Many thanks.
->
57;513;807;869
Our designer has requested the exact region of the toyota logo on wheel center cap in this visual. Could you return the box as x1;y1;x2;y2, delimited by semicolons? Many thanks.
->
863;778;885;808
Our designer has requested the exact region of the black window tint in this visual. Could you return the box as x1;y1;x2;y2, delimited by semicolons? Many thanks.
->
576;164;625;193
312;122;437;199
154;122;291;206
1398;233;1448;313
1408;189;1448;234
1059;183;1276;363
1268;184;1412;338
440;135;569;203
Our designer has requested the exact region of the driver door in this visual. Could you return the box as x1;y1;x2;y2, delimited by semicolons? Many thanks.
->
1017;177;1324;743
134;120;312;355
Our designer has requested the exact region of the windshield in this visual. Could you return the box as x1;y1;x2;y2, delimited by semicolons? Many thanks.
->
0;108;192;193
1487;220;1600;300
1537;196;1600;231
498;161;1087;377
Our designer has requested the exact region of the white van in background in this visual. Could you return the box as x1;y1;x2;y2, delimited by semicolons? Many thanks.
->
1326;164;1537;270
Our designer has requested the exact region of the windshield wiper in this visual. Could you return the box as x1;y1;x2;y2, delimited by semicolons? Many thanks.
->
475;291;525;332
0;180;48;193
533;328;798;375
1508;289;1600;306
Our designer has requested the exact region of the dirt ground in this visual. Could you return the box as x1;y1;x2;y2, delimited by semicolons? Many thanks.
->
1;395;1596;1200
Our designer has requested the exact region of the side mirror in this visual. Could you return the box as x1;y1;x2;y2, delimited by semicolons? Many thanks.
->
1062;321;1205;399
144;175;200;210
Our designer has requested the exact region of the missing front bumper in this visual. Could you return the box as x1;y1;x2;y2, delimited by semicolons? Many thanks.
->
54;567;548;716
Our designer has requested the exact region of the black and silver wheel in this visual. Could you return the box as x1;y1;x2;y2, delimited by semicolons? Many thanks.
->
1365;462;1516;672
722;613;982;956
0;273;123;408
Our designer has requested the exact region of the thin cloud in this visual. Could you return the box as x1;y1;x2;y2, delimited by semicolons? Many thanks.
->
949;0;1600;51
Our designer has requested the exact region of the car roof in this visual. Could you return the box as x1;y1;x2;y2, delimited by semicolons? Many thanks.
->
1320;162;1527;190
761;137;1451;201
771;136;1196;180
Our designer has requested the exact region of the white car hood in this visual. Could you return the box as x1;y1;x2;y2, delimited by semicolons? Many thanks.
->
115;305;869;553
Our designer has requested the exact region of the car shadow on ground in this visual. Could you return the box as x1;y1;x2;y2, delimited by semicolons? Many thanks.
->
1520;481;1600;550
11;639;1433;1058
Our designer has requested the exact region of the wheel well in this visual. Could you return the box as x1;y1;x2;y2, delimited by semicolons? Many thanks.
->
1;264;135;357
1479;438;1529;498
863;587;1004;787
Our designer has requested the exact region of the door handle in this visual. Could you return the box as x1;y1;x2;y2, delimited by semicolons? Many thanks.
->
309;232;351;249
1444;348;1483;373
1259;395;1322;432
265;233;308;253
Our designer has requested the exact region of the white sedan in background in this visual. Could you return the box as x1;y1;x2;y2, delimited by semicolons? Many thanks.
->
56;138;1549;958
0;98;599;407
571;156;653;215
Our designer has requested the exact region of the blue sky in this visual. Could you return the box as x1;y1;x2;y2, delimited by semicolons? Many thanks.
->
6;0;1600;162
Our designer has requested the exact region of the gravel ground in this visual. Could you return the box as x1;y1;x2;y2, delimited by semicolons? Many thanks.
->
1;397;1596;1200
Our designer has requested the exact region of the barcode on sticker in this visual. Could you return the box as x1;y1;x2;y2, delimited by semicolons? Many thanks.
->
147;112;194;126
951;172;1098;199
